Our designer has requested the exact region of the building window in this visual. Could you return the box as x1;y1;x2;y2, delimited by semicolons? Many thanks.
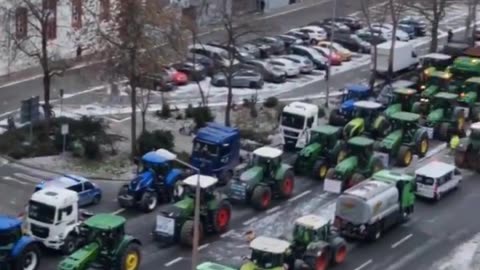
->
15;7;28;39
100;0;110;21
71;0;82;29
43;0;57;40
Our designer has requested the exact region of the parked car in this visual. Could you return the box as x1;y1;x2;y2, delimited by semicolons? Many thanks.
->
370;23;410;41
138;71;176;91
399;16;427;37
312;46;342;65
35;174;102;207
317;41;352;61
189;44;239;68
333;33;371;53
324;17;363;31
186;53;216;75
171;61;207;82
284;30;311;44
248;40;274;58
251;37;285;55
211;69;264;88
164;66;189;85
356;29;388;45
267;58;301;77
242;59;287;83
276;34;304;52
294;26;328;44
309;21;351;38
290;45;328;69
398;23;416;39
208;41;256;61
239;43;262;58
280;54;315;74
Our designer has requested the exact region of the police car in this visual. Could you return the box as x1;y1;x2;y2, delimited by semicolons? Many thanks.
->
35;174;102;207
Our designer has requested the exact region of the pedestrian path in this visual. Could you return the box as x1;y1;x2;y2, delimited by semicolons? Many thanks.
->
1;169;56;187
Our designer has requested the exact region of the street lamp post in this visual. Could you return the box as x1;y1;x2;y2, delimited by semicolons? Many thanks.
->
155;149;201;270
325;0;338;108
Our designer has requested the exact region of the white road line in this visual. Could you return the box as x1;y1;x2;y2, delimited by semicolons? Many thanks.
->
243;217;258;226
418;143;447;163
266;206;281;214
14;173;40;183
288;190;312;202
164;257;183;267
2;176;27;185
354;259;373;270
221;230;235;238
392;234;413;249
198;243;209;251
111;208;125;215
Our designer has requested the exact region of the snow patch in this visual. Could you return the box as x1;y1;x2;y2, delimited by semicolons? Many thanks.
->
432;233;480;270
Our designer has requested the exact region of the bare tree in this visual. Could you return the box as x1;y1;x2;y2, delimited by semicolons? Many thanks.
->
1;0;66;120
91;0;187;157
387;0;407;79
465;0;480;44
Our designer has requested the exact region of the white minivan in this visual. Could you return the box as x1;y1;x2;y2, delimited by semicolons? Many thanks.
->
415;161;462;201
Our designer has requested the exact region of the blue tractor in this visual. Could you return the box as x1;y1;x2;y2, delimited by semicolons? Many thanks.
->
117;150;184;213
0;216;41;270
328;84;373;126
191;123;241;185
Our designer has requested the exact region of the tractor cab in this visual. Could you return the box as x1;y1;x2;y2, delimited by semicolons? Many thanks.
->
449;57;480;82
343;101;388;139
292;215;331;250
0;216;23;251
385;88;419;117
136;151;175;184
309;125;342;149
389;112;421;141
179;174;219;205
249;147;283;180
241;236;292;270
78;214;127;254
329;84;372;126
346;136;374;162
421;70;453;95
458;77;480;105
419;53;452;80
423;92;466;140
377;80;417;107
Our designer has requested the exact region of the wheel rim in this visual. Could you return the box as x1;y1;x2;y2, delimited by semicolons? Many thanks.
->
148;196;157;210
261;191;270;207
23;251;38;270
67;241;75;253
216;208;230;229
458;117;465;131
420;139;428;154
315;253;328;270
319;165;327;178
335;245;347;263
126;252;139;270
283;177;294;195
337;151;346;163
404;150;412;165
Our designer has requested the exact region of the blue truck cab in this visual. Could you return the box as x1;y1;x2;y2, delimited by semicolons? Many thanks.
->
117;151;183;213
0;216;41;270
329;84;372;126
191;123;241;185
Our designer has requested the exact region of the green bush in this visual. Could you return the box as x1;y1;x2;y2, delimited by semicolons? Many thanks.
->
192;106;214;129
263;97;279;108
83;139;101;160
159;103;171;118
137;130;174;156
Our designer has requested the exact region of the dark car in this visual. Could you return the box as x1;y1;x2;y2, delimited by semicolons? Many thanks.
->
242;59;286;83
171;61;207;82
355;30;387;45
247;40;274;58
399;17;427;37
324;17;363;31
207;42;257;62
333;33;371;53
252;37;286;55
309;21;351;37
211;69;264;89
187;53;215;75
239;43;261;58
276;34;304;52
290;45;328;69
284;30;311;44
138;71;175;91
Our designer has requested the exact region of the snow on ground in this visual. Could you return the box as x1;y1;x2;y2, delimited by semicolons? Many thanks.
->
431;232;480;270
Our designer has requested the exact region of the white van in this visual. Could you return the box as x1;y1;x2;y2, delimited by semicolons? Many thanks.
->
414;161;462;200
373;41;418;75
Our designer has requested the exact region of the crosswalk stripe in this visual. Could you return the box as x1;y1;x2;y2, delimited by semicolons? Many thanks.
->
13;173;41;184
2;176;27;185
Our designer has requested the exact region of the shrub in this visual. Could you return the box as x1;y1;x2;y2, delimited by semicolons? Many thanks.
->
137;130;175;156
159;103;171;119
83;138;101;160
192;106;214;129
263;97;279;108
185;104;194;118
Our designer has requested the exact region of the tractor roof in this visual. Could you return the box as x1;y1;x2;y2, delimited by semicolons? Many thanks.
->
393;88;416;95
354;100;382;110
390;111;420;122
391;80;416;89
465;77;480;84
195;122;239;145
415;161;456;179
372;170;414;184
196;262;237;270
311;125;340;135
84;213;126;230
182;174;218;188
250;236;290;254
142;151;173;164
420;53;451;60
429;70;451;78
0;215;22;232
253;146;283;159
345;84;369;92
434;92;458;100
348;136;374;146
295;214;329;230
471;122;480;130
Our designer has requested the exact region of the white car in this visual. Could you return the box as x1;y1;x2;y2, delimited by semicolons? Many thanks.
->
267;58;301;77
281;54;315;74
371;23;410;41
293;26;328;44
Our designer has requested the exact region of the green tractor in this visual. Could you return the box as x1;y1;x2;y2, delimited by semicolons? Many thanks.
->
57;214;142;270
384;88;422;118
153;175;232;246
240;215;347;270
228;146;295;210
455;77;480;121
343;101;391;139
420;70;453;99
375;112;430;167
323;136;385;194
293;125;347;180
422;92;466;141
455;122;480;171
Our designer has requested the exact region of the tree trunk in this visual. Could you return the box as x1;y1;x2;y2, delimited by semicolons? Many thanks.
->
369;45;377;90
43;71;51;118
130;81;137;158
387;0;397;80
141;109;147;133
430;20;440;52
225;72;233;127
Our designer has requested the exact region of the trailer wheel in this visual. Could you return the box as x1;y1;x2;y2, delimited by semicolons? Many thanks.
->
118;242;142;270
278;170;295;198
212;200;232;233
251;186;272;210
313;160;329;180
61;234;77;255
368;224;382;242
397;146;413;167
180;220;203;246
13;243;41;270
140;191;158;213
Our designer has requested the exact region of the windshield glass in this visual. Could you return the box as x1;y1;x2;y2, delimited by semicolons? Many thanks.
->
293;224;314;243
310;131;327;144
345;90;364;100
416;175;435;185
251;250;282;268
350;35;363;43
28;200;56;224
193;140;219;157
281;112;305;129
427;76;449;88
0;228;20;246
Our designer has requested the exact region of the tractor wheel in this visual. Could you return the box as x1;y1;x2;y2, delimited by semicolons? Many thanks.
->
278;170;295;198
415;132;429;158
371;157;384;173
326;168;335;180
305;246;330;270
212;200;232;233
397;146;413;167
455;109;466;133
329;110;344;126
438;123;450;141
251;185;272;210
117;185;129;208
12;243;41;270
140;191;158;213
118;242;142;270
454;149;468;169
368;223;383;242
472;107;480;122
180;220;203;246
61;234;77;255
374;115;391;138
412;102;421;114
349;173;365;189
313;160;329;180
336;149;347;164
331;237;348;265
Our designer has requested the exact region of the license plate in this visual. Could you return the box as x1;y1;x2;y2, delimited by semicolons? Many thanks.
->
324;179;343;194
155;216;175;235
229;183;247;200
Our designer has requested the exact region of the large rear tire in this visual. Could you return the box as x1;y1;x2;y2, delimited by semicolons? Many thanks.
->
251;185;272;210
117;185;129;208
278;170;295;198
312;160;329;180
397;146;413;167
438;123;450;141
61;234;77;255
212;200;232;233
415;132;429;158
305;246;330;270
140;191;158;213
329;110;345;126
118;242;141;270
180;220;203;247
331;237;348;265
454;149;468;168
13;243;41;270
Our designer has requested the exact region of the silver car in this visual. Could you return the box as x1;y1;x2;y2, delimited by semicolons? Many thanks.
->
280;54;315;74
211;69;264;89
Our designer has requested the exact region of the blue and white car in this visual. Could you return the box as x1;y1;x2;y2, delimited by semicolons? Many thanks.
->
35;174;102;207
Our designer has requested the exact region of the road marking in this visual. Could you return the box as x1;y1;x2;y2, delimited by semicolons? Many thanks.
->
243;217;258;226
418;143;447;163
221;230;235;238
164;257;183;267
354;259;373;270
14;173;40;184
2;176;27;185
198;243;209;251
111;208;125;215
289;190;311;202
391;234;413;249
266;206;281;214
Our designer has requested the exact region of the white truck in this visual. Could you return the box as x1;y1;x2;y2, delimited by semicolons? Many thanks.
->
24;187;82;254
373;41;418;75
279;101;319;150
334;170;416;241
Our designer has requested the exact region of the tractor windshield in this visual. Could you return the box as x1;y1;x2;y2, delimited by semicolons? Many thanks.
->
0;227;20;246
345;90;365;100
140;160;169;176
426;76;449;89
354;108;373;118
310;131;328;145
193;141;219;157
28;200;56;224
462;82;480;93
281;112;305;130
250;250;283;269
293;224;314;244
